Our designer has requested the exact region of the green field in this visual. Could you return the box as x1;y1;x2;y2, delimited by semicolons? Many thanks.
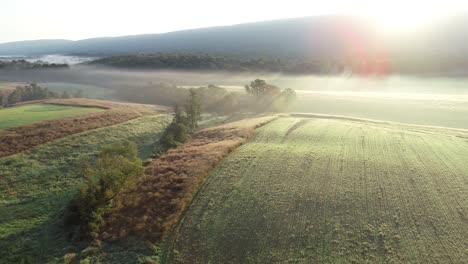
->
167;117;468;263
0;104;104;129
292;91;468;129
0;114;170;263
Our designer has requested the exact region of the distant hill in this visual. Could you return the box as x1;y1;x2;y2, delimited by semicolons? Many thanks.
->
1;16;378;59
0;39;72;55
1;15;468;71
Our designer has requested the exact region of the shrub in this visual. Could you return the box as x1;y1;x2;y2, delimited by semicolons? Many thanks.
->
157;90;201;153
63;253;77;264
77;141;144;239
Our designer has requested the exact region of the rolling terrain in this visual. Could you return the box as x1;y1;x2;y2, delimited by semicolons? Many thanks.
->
0;114;171;263
4;4;468;264
0;99;166;157
167;117;468;263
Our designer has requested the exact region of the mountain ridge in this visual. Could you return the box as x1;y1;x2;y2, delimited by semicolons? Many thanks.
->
1;14;468;63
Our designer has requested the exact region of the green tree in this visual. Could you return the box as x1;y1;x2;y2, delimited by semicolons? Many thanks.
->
158;104;190;151
281;88;296;108
78;141;144;239
245;79;282;112
244;79;281;98
173;104;186;125
8;88;22;105
6;84;58;105
271;88;297;112
184;89;202;131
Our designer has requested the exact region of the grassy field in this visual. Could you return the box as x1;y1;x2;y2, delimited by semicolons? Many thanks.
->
167;117;468;263
0;114;170;263
0;104;103;129
206;86;468;129
292;91;468;129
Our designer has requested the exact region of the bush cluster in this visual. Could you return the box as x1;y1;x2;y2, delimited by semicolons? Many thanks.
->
157;89;201;152
244;79;296;112
67;141;144;239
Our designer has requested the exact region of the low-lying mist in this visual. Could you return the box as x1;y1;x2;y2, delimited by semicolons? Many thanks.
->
1;66;468;129
3;65;468;93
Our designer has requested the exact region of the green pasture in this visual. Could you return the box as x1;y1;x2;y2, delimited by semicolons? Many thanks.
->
0;104;103;129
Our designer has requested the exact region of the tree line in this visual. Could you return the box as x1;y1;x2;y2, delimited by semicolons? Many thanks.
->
89;53;346;74
0;84;83;107
0;59;69;70
117;80;295;115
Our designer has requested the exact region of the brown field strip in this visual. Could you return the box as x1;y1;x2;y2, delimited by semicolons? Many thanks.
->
101;116;277;241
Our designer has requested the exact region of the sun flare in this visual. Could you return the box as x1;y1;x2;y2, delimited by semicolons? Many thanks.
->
358;1;455;31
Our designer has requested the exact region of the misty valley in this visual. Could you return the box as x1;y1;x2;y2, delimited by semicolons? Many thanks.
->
1;9;468;264
2;64;468;129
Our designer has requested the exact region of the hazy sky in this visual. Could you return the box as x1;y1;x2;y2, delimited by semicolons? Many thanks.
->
2;0;467;43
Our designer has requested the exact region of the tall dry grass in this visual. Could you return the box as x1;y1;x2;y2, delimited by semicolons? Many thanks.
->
101;116;276;241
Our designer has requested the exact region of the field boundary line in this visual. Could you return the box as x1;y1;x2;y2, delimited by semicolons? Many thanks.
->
159;116;278;264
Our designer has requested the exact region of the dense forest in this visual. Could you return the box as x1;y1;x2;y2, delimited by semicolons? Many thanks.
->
88;53;346;74
91;52;468;76
0;60;69;70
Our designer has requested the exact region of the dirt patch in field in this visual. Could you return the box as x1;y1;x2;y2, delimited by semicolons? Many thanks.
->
101;116;276;241
0;99;167;157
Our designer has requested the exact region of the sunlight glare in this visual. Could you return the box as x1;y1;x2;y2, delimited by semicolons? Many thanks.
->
358;1;454;31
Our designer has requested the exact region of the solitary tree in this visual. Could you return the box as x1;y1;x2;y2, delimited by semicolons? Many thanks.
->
282;88;296;104
158;104;190;150
184;89;202;131
244;79;281;98
244;79;282;111
276;88;297;112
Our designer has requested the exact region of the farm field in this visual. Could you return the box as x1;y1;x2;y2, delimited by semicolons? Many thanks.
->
292;91;468;129
0;114;171;263
168;117;468;263
0;104;103;129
